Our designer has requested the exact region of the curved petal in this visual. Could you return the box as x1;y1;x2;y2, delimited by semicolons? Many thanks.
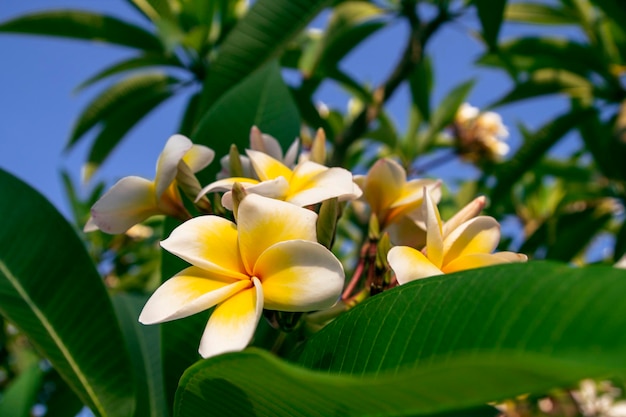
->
442;196;486;238
255;240;344;311
220;177;290;210
387;246;443;285
288;164;360;206
198;277;263;358
363;159;405;220
183;144;215;173
284;138;300;167
422;189;444;268
442;216;501;267
246;149;292;182
387;180;440;224
90;176;158;234
161;216;247;280
196;177;260;201
386;216;427;248
155;134;193;199
237;194;318;274
138;267;250;324
442;251;525;274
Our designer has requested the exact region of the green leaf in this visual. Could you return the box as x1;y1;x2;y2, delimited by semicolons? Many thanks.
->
303;2;386;77
504;3;579;25
477;37;610;80
176;262;626;417
75;54;184;92
192;60;300;185
68;73;178;149
0;362;44;417
0;11;163;52
0;169;135;417
112;293;168;417
489;69;594;107
126;0;177;23
409;56;433;121
490;108;595;208
473;0;508;49
198;0;331;111
86;84;175;172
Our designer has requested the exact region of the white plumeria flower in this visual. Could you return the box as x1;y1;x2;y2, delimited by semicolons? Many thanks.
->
199;149;361;210
139;193;344;358
388;189;527;284
86;134;214;234
217;126;299;179
453;103;510;162
353;158;441;230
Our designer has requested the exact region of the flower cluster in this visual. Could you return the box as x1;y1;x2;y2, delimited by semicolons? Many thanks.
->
452;102;510;163
87;126;526;358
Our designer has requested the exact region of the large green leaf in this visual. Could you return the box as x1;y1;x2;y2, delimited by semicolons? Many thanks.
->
175;262;626;416
192;60;300;184
113;293;168;417
0;11;163;52
489;108;595;209
198;0;331;111
0;169;135;416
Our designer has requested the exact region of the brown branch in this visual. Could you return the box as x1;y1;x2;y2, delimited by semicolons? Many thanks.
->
330;2;451;166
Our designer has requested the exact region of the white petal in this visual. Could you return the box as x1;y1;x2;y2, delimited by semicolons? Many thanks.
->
195;177;259;201
138;267;250;324
183;144;215;173
284;138;300;167
422;188;444;268
220;177;290;210
198;277;263;358
442;216;501;267
154;135;193;199
255;240;344;311
237;194;318;274
161;216;248;279
387;246;443;284
90;176;158;234
288;163;360;206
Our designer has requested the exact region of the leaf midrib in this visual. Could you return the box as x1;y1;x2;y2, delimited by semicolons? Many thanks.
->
0;259;105;416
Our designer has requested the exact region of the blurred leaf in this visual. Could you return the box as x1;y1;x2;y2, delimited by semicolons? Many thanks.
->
504;2;579;25
113;293;168;417
490;69;594;107
75;55;184;92
126;0;177;23
409;56;433;121
192;60;300;184
0;169;135;417
490;108;595;208
0;362;43;417
86;83;176;174
0;11;163;52
178;91;201;136
68;73;178;149
473;0;508;49
198;0;331;111
177;262;626;417
303;2;386;77
477;37;610;80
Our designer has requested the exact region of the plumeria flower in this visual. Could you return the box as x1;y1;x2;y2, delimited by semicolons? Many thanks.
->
139;193;344;358
217;126;299;179
85;134;214;234
387;188;527;284
353;158;441;230
453;103;509;162
198;148;361;210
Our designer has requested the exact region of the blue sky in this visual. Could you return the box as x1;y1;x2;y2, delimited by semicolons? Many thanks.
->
0;1;576;220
